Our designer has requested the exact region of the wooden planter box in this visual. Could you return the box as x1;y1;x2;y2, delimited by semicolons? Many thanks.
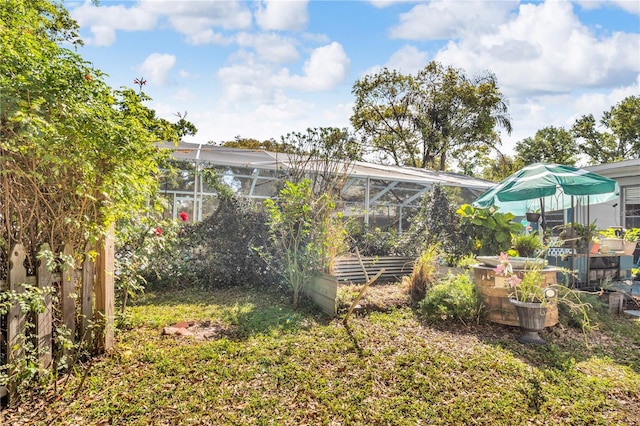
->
473;265;559;327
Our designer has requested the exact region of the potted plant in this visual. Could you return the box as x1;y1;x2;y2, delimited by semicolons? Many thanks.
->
526;210;541;223
572;221;598;253
511;233;543;258
493;252;556;344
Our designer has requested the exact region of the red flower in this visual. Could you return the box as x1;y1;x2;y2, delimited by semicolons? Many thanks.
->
179;211;188;222
154;227;162;236
84;74;92;81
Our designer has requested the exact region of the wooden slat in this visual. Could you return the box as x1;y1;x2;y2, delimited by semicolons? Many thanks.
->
81;242;95;346
96;225;115;352
306;273;338;316
36;243;53;369
332;256;415;284
61;244;76;345
7;243;27;401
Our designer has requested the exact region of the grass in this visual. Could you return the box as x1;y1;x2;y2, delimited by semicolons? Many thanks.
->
2;285;640;425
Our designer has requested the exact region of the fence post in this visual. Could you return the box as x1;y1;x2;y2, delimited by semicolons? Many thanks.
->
81;242;95;347
36;243;53;370
61;244;76;348
96;225;114;352
7;243;27;402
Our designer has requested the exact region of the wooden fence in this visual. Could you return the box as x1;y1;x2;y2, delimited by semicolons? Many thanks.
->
0;232;114;404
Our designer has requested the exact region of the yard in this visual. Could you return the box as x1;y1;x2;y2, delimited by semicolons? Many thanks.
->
3;284;639;425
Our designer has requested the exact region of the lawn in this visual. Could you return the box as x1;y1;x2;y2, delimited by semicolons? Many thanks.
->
2;285;640;425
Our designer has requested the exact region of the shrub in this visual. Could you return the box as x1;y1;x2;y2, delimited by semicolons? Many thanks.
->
400;185;470;258
457;204;523;256
262;179;336;307
344;221;401;256
182;195;276;289
418;273;483;325
405;245;440;302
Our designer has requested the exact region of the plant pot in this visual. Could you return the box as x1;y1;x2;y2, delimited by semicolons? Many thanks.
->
623;240;637;256
525;212;541;222
509;299;548;345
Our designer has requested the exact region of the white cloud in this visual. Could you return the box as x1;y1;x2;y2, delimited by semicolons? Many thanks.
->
179;70;196;79
236;33;300;63
384;45;430;74
274;42;350;91
138;54;176;86
255;0;309;31
389;0;517;40
432;1;640;97
217;52;277;103
577;0;640;15
71;1;157;46
71;0;253;46
368;0;416;8
141;1;253;32
172;88;197;102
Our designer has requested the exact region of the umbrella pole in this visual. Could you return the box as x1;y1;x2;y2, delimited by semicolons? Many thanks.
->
586;196;591;289
571;196;575;288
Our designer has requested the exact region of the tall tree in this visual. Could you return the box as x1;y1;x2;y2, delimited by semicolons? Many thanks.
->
0;0;187;255
514;126;578;166
479;153;522;182
350;61;512;171
572;96;640;164
220;136;285;151
279;127;363;197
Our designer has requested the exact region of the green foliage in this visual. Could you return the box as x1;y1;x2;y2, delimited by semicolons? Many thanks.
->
456;204;523;255
344;222;401;256
418;273;482;324
512;233;543;258
0;0;192;258
572;95;640;164
351;61;511;171
262;179;336;307
478;153;523;182
114;216;182;311
514;126;578;166
401;184;469;258
5;287;640;424
405;245;440;302
182;193;276;289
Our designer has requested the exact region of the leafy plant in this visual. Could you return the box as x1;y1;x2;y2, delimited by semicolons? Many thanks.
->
623;228;640;242
262;179;336;308
456;204;523;255
404;245;440;302
492;253;554;304
418;273;483;325
512;233;543;258
400;184;469;258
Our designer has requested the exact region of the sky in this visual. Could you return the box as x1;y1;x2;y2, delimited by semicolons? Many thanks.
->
67;0;640;156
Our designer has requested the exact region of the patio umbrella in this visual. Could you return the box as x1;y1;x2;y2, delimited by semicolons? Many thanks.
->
473;162;619;289
472;163;619;216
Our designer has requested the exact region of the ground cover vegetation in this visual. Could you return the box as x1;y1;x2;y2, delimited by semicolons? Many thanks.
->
2;285;639;425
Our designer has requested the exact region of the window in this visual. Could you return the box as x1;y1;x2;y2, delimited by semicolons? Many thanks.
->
624;186;640;228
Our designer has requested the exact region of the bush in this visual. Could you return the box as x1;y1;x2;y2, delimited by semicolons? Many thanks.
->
405;245;440;302
344;221;401;256
400;185;470;258
418;273;483;325
181;195;277;289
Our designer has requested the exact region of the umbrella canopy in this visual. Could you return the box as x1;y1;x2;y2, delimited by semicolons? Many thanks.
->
473;163;619;215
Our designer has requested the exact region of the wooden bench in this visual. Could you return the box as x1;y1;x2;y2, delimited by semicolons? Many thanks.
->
332;256;416;284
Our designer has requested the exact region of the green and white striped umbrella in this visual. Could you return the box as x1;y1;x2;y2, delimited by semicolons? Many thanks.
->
473;163;619;215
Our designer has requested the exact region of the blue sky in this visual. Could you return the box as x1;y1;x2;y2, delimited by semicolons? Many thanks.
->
68;0;640;157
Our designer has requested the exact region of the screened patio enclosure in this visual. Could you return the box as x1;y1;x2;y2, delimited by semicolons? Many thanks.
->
157;141;494;231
